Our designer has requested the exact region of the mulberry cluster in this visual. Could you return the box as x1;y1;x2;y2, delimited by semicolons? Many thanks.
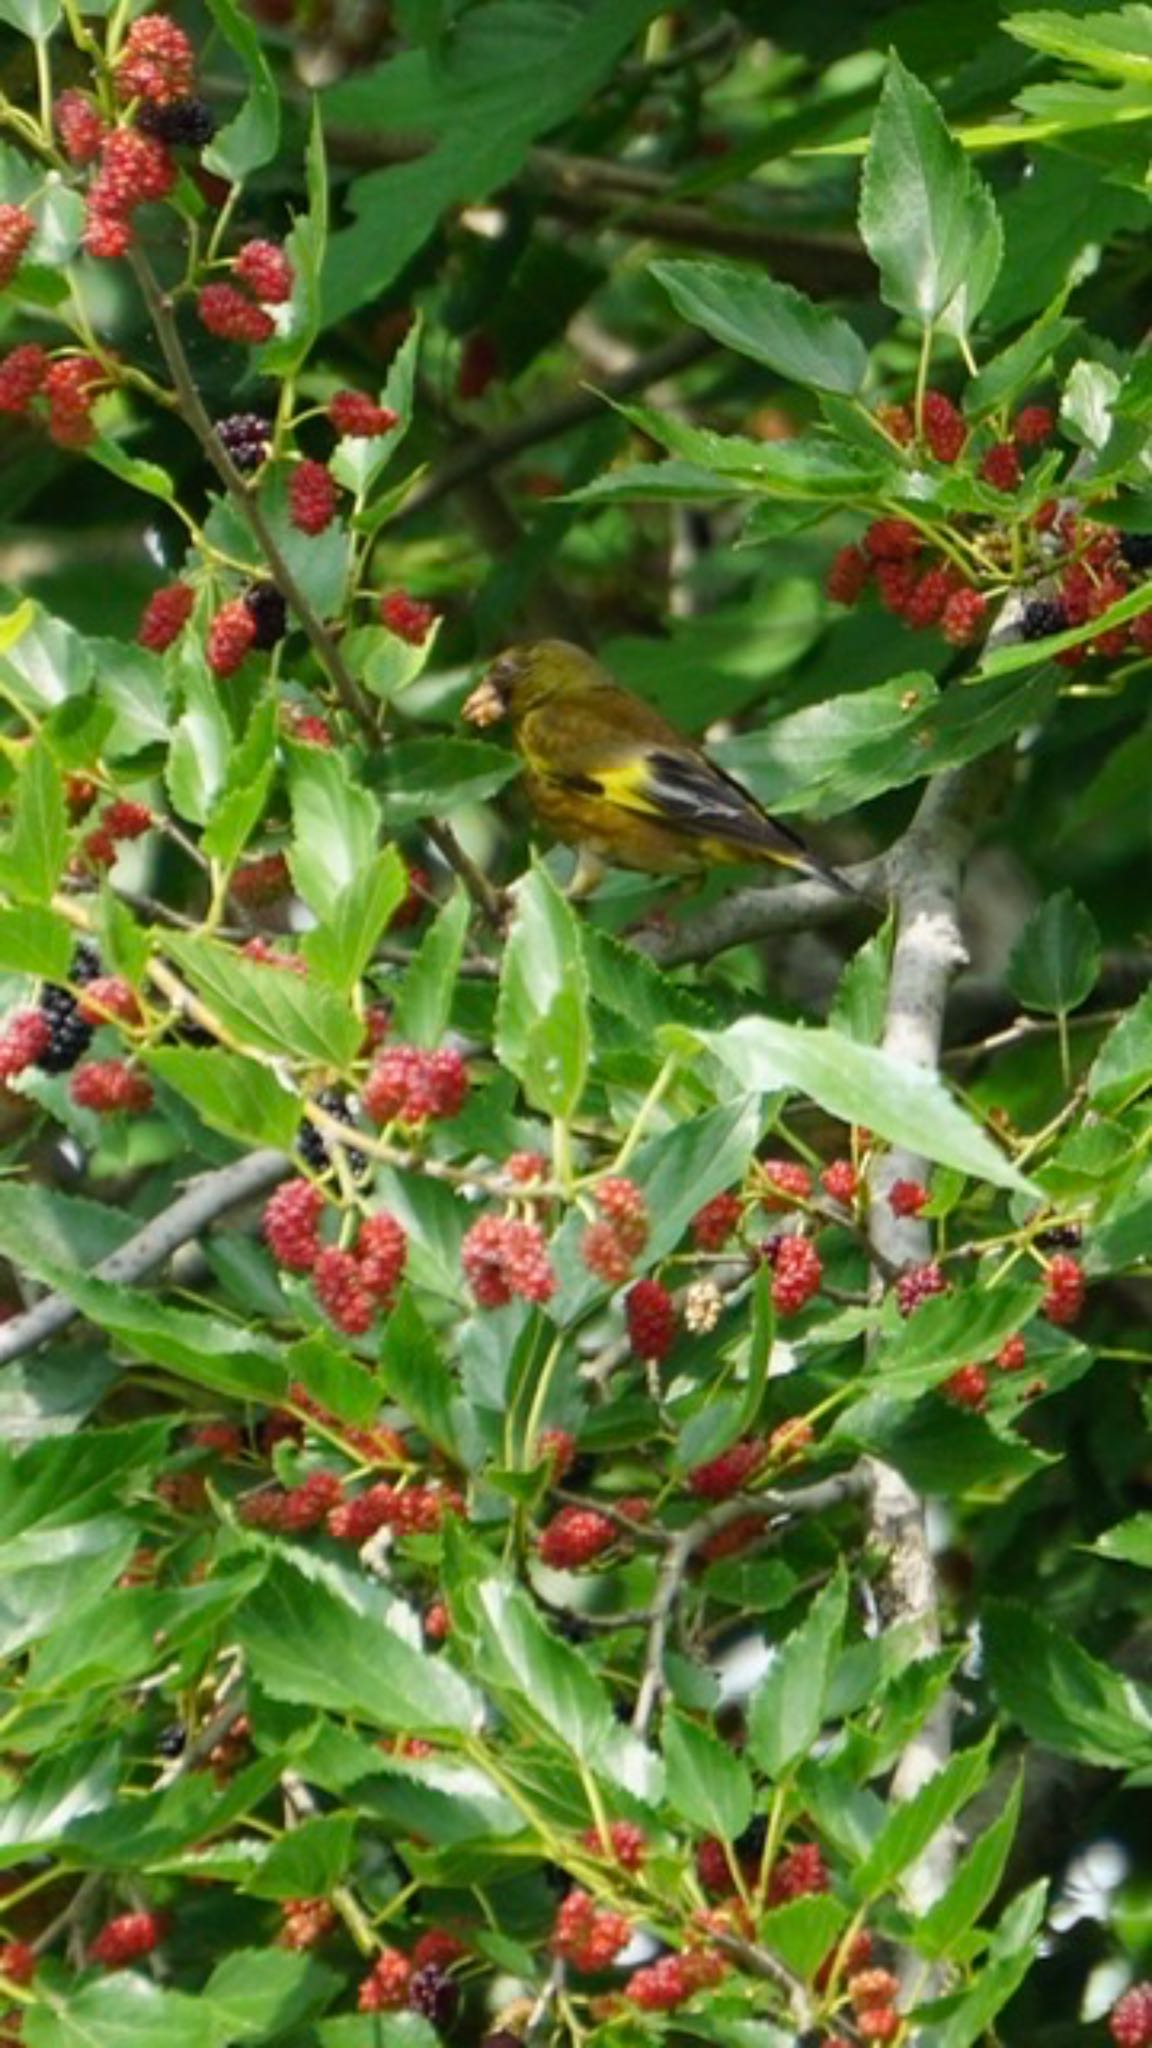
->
766;1234;823;1315
625;1277;676;1360
289;459;337;536
81;795;152;868
89;1911;166;1968
114;14;195;104
279;1898;336;1950
71;1059;153;1114
582;1176;648;1283
625;1949;726;2011
328;1479;462;1546
379;591;437;644
462;1214;557;1307
329;390;399;437
551;1889;631;1971
691;1189;742;1249
537;1504;616;1569
138;581;195;652
0;204;35;289
1042;1251;1085;1326
1111;1984;1152;2048
363;1043;468;1124
688;1437;766;1500
240;1469;343;1533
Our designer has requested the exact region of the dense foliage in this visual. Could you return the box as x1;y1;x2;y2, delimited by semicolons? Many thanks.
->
0;4;1151;2046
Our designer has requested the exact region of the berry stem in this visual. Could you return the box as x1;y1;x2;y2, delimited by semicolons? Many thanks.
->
607;1051;677;1177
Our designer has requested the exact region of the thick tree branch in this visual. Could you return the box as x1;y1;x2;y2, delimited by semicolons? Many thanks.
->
863;754;1014;1926
0;1149;288;1369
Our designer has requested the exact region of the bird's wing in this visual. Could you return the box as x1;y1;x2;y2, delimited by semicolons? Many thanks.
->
521;685;811;859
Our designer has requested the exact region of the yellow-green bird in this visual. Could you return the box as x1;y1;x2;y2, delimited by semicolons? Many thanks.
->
463;639;854;898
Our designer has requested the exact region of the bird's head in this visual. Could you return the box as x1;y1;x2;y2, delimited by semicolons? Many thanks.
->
462;640;598;728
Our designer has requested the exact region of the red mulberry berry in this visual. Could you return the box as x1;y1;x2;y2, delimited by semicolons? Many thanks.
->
138;581;194;651
552;1889;631;1971
457;331;499;400
54;89;105;163
329;390;399;437
102;798;152;840
850;1968;902;2011
580;1220;634;1286
692;1190;742;1249
696;1837;736;1893
0;342;47;412
285;709;333;746
116;14;195;104
356;1210;407;1302
940;1363;987;1409
827;544;870;605
856;2010;899;2042
89;1911;165;1967
874;560;917;616
980;441;1021;492
941;586;987;645
0;1009;51;1080
289;459;337;535
580;1820;646;1870
1110;1984;1152;2048
538;1504;615;1569
313;1247;376;1335
1014;405;1054;446
903;564;957;630
688;1437;766;1500
895;1261;949;1316
888;1178;928;1217
1042;1251;1085;1326
921;390;966;463
234;239;293;305
595;1176;648;1253
263;1179;324;1272
358;1948;413;2012
462;1214;556;1307
771;1235;822;1315
820;1158;858;1204
759;1158;812;1209
379;591;436;644
0;1941;36;1985
768;1843;828;1902
44;354;104;448
91;128;175;211
78;976;141;1027
626;1277;676;1360
536;1426;576;1479
231;852;291;905
864;518;922;562
625;1954;712;2011
505;1148;549;1185
995;1334;1027;1372
208;598;257;678
767;1416;814;1464
280;1898;336;1950
197;283;275;345
70;1060;153;1114
84;206;135;259
874;401;914;445
0;205;35;288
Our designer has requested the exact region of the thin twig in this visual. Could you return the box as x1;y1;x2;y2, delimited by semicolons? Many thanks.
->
0;1149;288;1368
634;853;889;967
127;249;503;928
630;1472;867;1733
402;331;716;518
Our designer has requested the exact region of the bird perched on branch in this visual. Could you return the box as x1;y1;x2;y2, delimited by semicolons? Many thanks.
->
463;638;855;899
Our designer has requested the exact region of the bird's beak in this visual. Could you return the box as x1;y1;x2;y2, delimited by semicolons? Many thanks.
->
462;651;518;728
462;676;505;728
